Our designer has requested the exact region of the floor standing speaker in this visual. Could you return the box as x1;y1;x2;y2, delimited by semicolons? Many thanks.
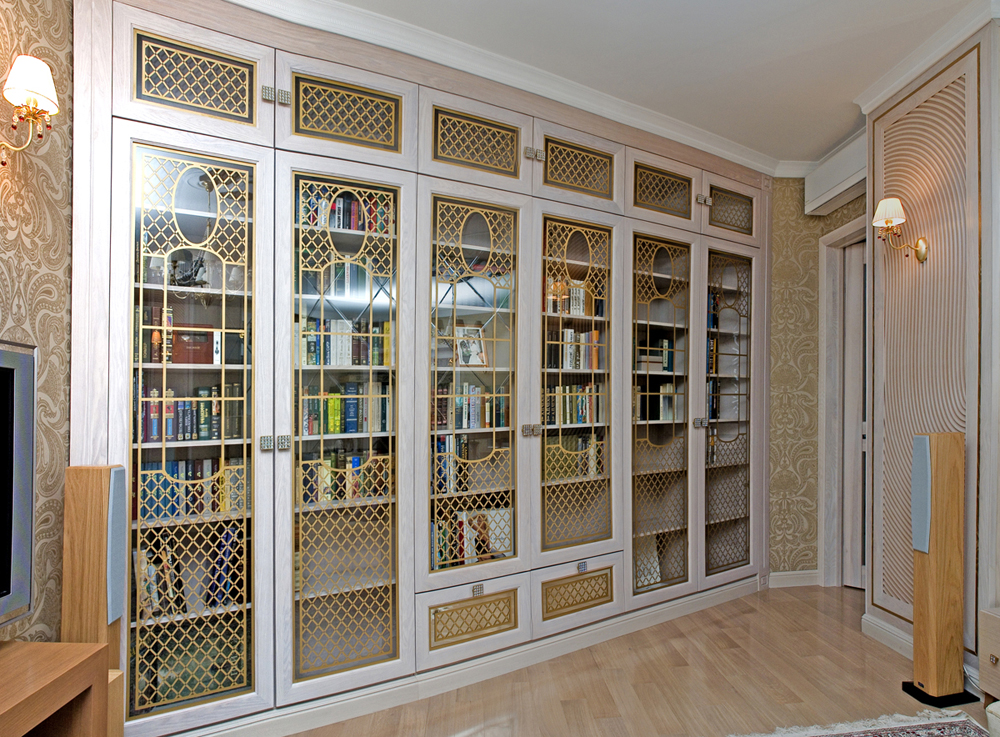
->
903;432;974;706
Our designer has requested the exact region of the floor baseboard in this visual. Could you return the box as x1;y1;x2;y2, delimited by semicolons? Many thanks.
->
768;570;821;588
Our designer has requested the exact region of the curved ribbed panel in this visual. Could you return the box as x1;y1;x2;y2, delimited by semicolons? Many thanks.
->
879;77;967;607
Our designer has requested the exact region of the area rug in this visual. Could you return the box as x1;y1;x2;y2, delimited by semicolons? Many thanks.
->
729;710;988;737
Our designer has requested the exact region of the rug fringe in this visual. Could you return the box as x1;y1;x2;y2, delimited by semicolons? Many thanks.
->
728;709;970;737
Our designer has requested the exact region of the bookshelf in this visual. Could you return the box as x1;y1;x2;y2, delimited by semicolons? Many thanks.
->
631;233;690;593
704;250;753;576
541;215;613;552
429;195;518;575
128;144;255;717
291;171;400;681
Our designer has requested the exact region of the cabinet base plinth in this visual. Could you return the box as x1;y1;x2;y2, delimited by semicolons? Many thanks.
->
901;681;977;707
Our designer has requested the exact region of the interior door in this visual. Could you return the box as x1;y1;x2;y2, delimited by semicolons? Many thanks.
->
842;242;866;589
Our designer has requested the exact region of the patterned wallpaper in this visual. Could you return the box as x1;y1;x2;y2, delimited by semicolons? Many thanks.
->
0;0;73;641
769;180;865;572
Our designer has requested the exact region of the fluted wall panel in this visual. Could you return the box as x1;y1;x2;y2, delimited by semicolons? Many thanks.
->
873;58;976;622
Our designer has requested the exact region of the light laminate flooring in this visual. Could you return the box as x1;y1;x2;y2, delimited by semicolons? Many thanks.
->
294;587;986;737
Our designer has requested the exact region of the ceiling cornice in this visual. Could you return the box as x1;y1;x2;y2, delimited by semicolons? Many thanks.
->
854;0;996;114
225;0;794;175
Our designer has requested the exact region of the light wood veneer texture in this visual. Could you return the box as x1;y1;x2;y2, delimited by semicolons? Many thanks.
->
291;587;985;737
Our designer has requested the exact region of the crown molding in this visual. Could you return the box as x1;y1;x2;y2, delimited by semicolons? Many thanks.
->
854;0;997;115
773;161;818;178
224;0;793;175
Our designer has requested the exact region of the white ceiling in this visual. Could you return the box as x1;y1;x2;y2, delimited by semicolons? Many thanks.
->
233;0;979;170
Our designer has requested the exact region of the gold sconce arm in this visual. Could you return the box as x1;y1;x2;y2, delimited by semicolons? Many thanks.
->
882;232;929;264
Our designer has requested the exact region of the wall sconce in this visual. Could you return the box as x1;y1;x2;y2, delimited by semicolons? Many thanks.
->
0;55;59;167
873;197;929;264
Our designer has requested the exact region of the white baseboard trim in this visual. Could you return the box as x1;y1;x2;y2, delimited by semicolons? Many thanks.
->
861;612;913;659
184;577;760;736
768;570;821;588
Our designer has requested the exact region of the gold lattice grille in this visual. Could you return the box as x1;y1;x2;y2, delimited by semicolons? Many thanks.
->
430;196;518;572
632;234;690;593
135;32;255;124
129;145;255;716
433;107;519;178
429;589;518;649
543;137;614;199
541;217;613;551
705;252;752;577
292;172;400;680
633;164;692;219
293;74;401;152
708;186;754;236
541;567;613;620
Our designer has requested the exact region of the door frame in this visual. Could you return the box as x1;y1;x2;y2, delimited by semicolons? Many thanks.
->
818;215;867;587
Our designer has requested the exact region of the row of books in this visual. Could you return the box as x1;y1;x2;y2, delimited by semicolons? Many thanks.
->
707;337;718;374
133;526;243;621
635;384;678;422
545;383;606;426
544;434;603;480
434;383;509;431
300;192;390;233
299;450;391;503
707;378;720;420
136;382;243;444
431;508;510;569
707;292;721;329
546;329;602;371
544;279;606;318
295;318;393;367
636;337;675;372
435;434;489;495
298;381;391;436
136;460;247;521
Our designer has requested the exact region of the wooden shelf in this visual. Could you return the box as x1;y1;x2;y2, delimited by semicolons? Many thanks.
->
432;426;511;435
131;601;250;629
135;282;250;298
542;474;609;487
297;431;393;441
132;510;249;530
296;495;394;512
431;487;512;500
295;576;395;601
133;438;245;449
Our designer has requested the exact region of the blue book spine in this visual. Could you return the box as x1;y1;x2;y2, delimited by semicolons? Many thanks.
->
344;383;358;433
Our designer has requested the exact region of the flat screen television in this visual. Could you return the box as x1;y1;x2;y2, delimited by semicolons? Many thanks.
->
0;346;34;630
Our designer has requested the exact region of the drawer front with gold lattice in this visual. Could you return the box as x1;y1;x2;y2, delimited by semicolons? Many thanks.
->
134;31;256;125
293;74;402;152
543;137;614;200
432;107;520;178
429;589;518;650
541;567;613;620
708;186;754;236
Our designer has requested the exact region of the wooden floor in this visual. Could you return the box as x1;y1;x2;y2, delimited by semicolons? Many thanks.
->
295;587;986;737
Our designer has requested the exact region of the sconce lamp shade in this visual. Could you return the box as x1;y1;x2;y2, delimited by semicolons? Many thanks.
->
873;197;906;228
2;55;58;116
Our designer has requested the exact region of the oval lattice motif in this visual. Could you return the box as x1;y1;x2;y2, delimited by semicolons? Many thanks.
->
173;165;219;246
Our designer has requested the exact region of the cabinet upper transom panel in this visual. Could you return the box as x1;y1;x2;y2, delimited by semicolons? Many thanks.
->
293;74;402;153
543;137;614;200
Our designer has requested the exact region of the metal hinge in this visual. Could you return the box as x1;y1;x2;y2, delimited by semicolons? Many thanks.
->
276;435;291;451
521;423;543;437
472;583;484;597
276;89;292;106
524;146;546;161
693;417;708;428
262;86;275;102
696;193;714;206
577;561;587;573
259;435;274;451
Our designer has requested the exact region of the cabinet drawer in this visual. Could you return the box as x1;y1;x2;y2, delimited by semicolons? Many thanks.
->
531;552;624;639
276;52;418;170
113;3;275;146
980;609;1000;698
415;572;531;671
418;88;533;193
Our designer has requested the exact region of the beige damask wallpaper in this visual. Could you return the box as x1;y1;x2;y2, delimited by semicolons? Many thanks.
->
769;179;865;572
0;0;73;641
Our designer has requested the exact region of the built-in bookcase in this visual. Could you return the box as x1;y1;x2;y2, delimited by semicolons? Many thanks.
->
541;215;613;552
291;172;400;679
704;251;752;576
631;234;690;592
429;195;518;573
128;143;256;716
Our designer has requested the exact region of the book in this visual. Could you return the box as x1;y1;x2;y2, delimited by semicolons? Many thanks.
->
344;383;358;433
196;387;211;440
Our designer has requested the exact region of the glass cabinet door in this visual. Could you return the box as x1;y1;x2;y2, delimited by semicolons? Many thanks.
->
429;196;519;575
704;250;753;578
631;234;690;594
291;172;400;680
540;215;614;555
128;144;257;717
